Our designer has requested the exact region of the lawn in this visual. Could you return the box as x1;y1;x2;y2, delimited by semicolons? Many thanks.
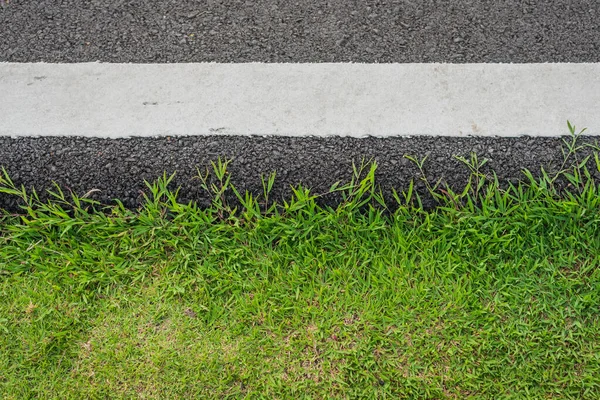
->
1;130;600;398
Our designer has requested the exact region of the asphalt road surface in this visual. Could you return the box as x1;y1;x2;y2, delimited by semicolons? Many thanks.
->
1;0;598;63
1;0;599;210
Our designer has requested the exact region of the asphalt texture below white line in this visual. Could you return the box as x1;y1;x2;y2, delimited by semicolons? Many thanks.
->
1;0;599;63
2;135;599;212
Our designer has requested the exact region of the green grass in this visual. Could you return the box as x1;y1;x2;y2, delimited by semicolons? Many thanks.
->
1;125;600;398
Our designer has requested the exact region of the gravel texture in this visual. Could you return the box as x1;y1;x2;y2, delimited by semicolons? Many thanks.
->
2;135;599;212
1;0;599;63
2;2;599;211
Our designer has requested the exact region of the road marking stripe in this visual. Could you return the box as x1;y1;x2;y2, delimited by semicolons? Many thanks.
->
1;62;599;138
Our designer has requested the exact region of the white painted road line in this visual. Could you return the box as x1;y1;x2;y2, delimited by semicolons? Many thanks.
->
1;62;599;138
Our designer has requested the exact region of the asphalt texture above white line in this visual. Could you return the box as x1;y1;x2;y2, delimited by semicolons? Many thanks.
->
2;62;599;138
1;0;599;63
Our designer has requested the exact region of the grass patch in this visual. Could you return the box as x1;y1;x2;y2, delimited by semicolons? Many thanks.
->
1;124;600;398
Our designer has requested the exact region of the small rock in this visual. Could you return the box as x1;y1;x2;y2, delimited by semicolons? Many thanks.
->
336;37;349;47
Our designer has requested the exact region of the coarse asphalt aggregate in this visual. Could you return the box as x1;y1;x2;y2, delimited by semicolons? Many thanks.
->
1;0;599;210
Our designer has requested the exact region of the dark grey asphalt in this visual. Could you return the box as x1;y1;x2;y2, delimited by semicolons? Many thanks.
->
1;0;599;63
2;1;599;211
1;135;598;212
